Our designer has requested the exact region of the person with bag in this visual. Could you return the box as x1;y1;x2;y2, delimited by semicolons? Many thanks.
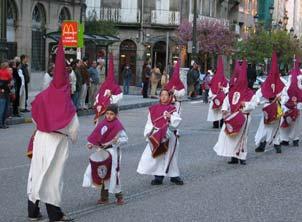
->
213;60;256;165
137;89;183;185
83;104;128;205
254;52;287;154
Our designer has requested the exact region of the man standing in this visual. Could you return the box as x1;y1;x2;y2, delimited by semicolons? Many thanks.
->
79;58;90;110
27;39;79;221
20;55;30;112
142;62;151;98
88;61;100;108
122;64;132;95
187;62;200;98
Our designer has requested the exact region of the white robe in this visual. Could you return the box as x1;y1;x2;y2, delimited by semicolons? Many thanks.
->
213;95;256;160
82;130;128;194
94;91;123;106
279;75;302;142
254;89;289;146
137;112;182;177
173;88;186;114
207;87;228;122
27;115;79;207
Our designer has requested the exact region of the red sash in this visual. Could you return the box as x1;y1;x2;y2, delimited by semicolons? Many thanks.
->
212;90;225;109
281;108;299;128
224;111;246;136
262;102;278;124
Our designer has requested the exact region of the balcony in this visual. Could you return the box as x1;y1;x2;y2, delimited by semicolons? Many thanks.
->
189;14;229;27
151;10;180;26
87;7;141;24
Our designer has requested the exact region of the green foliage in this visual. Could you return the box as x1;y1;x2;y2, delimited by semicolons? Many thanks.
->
235;29;302;68
85;15;119;36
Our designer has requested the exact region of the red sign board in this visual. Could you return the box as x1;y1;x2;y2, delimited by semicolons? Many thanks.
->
62;21;78;47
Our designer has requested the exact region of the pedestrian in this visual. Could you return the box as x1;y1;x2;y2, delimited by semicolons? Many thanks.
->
247;63;257;90
160;69;169;90
88;60;100;108
142;62;151;98
202;71;211;103
0;62;12;129
213;60;255;165
72;59;82;110
137;89;184;185
254;52;286;154
68;61;77;104
122;64;132;95
27;40;79;222
164;60;185;114
279;58;302;147
94;54;123;124
79;57;90;110
97;58;105;84
207;56;228;129
42;63;54;90
187;62;200;98
150;64;161;98
11;59;22;117
20;54;30;112
83;103;128;205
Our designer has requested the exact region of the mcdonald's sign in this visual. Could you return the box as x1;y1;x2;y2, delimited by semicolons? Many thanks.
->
62;21;79;48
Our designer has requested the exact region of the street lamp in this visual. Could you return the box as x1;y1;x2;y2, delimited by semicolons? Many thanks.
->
269;4;274;31
253;14;259;24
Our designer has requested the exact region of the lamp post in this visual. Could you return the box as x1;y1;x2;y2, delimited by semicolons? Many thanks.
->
0;0;8;62
269;4;274;32
253;14;259;33
283;13;288;31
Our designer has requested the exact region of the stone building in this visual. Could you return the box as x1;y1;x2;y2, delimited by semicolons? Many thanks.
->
85;0;240;85
5;0;82;72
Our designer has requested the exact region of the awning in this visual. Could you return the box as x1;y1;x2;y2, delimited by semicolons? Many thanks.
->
45;32;120;46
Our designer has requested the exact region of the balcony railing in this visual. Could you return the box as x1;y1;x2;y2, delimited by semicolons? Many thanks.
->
87;7;141;23
151;10;180;25
189;14;229;27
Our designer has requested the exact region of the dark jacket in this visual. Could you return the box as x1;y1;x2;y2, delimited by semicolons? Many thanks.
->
21;63;30;84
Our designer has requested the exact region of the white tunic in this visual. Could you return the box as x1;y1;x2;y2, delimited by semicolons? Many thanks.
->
94;91;123;106
137;112;182;177
173;88;186;114
207;87;228;122
254;89;289;146
213;95;256;160
279;75;302;142
82;130;128;194
27;115;79;207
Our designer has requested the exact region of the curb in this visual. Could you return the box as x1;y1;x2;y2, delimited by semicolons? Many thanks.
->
6;100;159;126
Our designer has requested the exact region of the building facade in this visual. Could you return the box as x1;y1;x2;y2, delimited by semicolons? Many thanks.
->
6;0;82;72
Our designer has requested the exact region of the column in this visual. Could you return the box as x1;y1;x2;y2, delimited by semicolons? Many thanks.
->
0;0;8;61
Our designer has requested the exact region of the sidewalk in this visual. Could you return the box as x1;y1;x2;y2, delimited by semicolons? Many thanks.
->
7;92;159;125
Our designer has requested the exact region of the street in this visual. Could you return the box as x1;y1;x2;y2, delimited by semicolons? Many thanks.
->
1;101;302;222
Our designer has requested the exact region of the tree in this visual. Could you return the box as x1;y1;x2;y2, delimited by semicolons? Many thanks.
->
235;29;302;69
85;14;119;36
178;19;236;55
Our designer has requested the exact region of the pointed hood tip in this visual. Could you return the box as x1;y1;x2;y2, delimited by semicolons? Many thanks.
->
52;38;68;89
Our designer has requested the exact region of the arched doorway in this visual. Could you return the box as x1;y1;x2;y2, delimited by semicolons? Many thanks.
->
152;41;166;72
7;0;18;59
58;7;71;27
31;3;46;71
119;40;137;85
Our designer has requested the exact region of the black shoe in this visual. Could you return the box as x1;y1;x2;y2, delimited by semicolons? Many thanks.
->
281;141;289;146
170;177;184;185
274;144;282;153
293;140;299;147
28;212;43;221
255;141;266;152
21;109;30;113
239;160;246;165
213;121;219;129
0;125;8;129
228;157;239;164
151;179;163;185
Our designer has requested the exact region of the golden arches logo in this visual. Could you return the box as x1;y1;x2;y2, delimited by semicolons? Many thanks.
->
62;23;77;35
